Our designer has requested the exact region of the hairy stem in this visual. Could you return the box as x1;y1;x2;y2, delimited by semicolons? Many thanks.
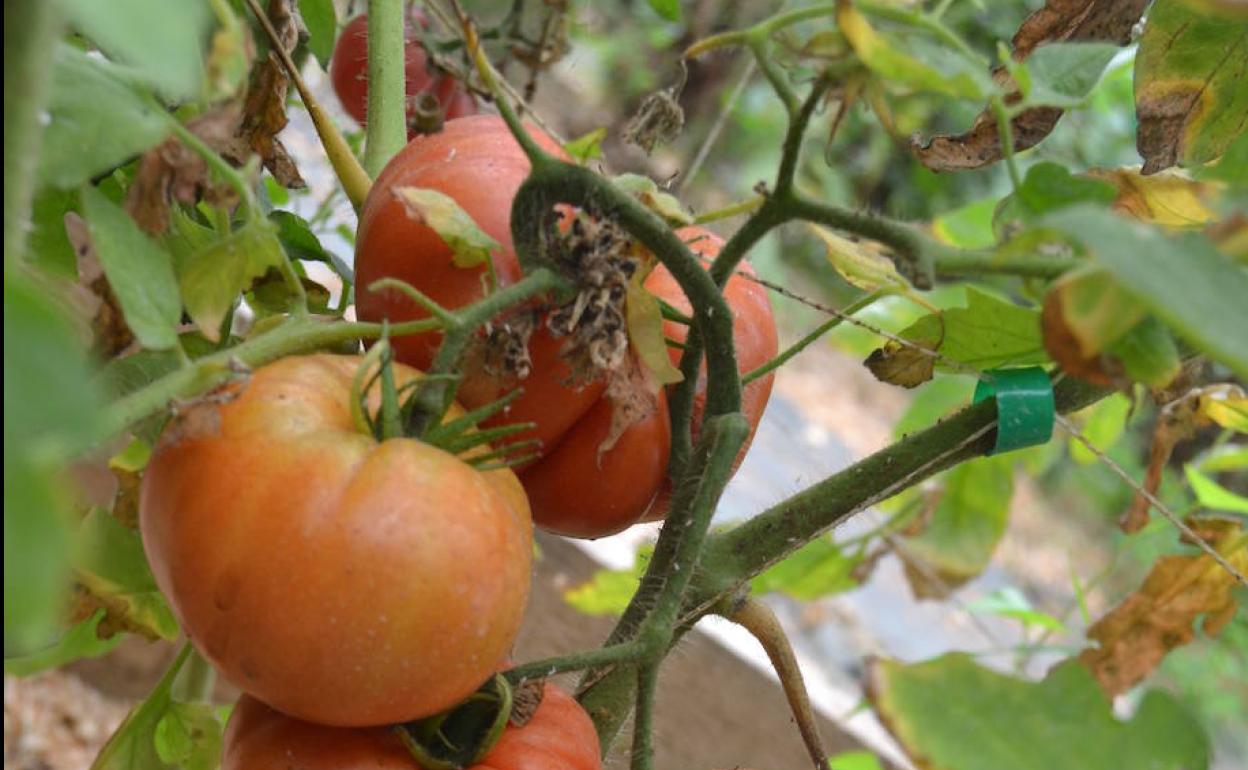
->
719;597;827;770
743;290;883;385
364;0;408;177
630;664;659;770
4;0;61;265
504;643;647;684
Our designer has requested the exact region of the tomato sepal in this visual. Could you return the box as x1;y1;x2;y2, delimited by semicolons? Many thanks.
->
393;672;513;769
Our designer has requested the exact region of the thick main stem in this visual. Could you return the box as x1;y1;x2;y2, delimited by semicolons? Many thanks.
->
364;0;408;177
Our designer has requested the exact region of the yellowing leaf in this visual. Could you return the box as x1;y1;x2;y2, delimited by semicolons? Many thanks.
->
1087;168;1218;227
1197;383;1248;432
1042;266;1147;358
1079;519;1247;696
611;174;693;225
393;187;501;269
809;224;911;294
837;2;987;99
626;268;684;386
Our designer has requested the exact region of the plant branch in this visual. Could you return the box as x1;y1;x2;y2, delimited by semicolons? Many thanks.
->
364;0;408;177
718;597;827;770
4;0;62;266
743;289;882;385
241;0;373;210
631;664;659;770
504;642;647;684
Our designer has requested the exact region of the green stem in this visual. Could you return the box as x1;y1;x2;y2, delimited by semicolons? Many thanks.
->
990;96;1024;192
505;643;646;684
932;247;1073;279
742;290;883;385
747;34;799;116
171;648;216;702
364;0;408;177
4;0;62;266
98;315;439;443
630;664;659;770
693;195;766;225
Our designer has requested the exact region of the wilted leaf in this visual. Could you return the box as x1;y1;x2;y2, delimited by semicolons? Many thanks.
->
204;5;254;101
1042;266;1145;359
899;457;1014;598
1044;206;1248;381
564;127;608;164
1079;519;1247;695
64;213;137;359
39;45;170;190
612;174;693;225
864;338;937;389
1135;0;1248;173
751;538;860;600
626;269;684;386
177;219;286;340
393;187;502;270
75;509;179;641
810;224;914;295
80;187;182;351
126;106;244;236
912;0;1147;171
839;3;988;99
868;654;1210;770
1087;167;1219;227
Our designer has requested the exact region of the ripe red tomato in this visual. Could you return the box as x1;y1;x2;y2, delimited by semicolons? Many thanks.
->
329;14;475;133
139;354;533;727
355;116;777;539
222;684;602;770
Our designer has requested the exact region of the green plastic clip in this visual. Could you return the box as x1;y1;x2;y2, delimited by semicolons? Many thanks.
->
972;367;1055;455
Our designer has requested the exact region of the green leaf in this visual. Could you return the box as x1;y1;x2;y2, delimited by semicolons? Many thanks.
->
893;377;975;438
839;4;990;100
869;655;1210;770
178;220;286;341
1185;465;1248;514
392;187;502;269
899;286;1047;371
612;174;694;226
1201;445;1248;472
967;586;1065;631
626;271;684;386
29;188;80;278
563;127;608;165
751;538;859;600
1043;205;1248;380
4;610;122;676
1068;393;1132;465
998;162;1116;224
1135;0;1248;173
298;0;337;69
81;186;182;350
39;45;170;189
563;569;639;616
646;0;681;22
154;702;225;770
932;197;998;249
1021;42;1120;108
75;510;180;641
63;0;211;100
1104;316;1182;388
828;751;884;770
91;645;192;770
270;210;355;284
4;272;101;654
902;456;1014;593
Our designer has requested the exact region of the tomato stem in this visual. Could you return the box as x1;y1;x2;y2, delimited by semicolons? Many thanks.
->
363;0;409;177
741;289;883;386
629;664;659;770
717;597;828;770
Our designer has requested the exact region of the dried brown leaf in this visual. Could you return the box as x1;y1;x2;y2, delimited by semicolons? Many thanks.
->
912;0;1148;171
63;213;136;358
1078;519;1247;696
864;339;936;389
509;679;546;727
125;105;243;235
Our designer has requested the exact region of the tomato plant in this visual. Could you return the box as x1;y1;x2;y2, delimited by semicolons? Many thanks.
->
330;14;476;134
222;684;601;770
355;118;778;538
140;354;533;727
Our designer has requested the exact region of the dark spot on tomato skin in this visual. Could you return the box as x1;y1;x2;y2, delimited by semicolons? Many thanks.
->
240;658;261;682
214;569;242;611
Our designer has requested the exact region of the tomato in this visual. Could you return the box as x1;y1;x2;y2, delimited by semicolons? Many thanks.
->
329;14;475;134
355;116;777;539
222;684;602;770
139;354;532;727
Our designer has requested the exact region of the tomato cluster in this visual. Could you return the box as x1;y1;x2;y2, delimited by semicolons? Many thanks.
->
330;14;476;134
355;115;778;538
